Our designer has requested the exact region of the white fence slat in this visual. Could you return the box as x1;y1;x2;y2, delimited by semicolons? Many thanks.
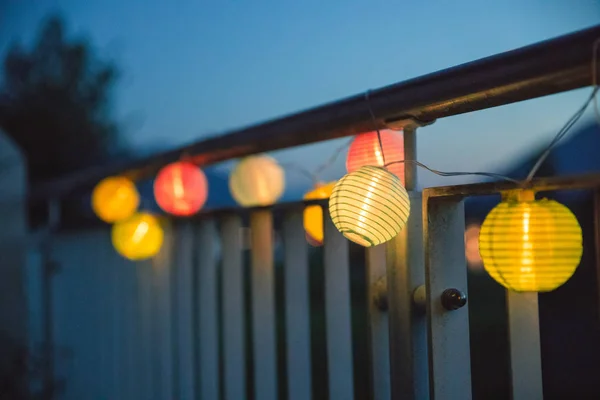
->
507;292;543;400
250;210;278;400
174;223;196;399
152;224;175;400
323;213;354;400
386;192;428;400
424;198;472;400
136;258;155;400
283;210;312;400
221;215;247;400
366;244;390;400
197;219;220;400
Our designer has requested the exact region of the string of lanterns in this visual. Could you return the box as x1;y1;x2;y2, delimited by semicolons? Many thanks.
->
91;127;584;293
89;42;599;294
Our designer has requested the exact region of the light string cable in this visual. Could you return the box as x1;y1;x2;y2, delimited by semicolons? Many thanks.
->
364;91;520;184
281;138;353;185
525;37;600;183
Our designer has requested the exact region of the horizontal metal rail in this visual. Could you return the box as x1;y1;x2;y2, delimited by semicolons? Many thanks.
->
422;172;600;199
31;24;600;201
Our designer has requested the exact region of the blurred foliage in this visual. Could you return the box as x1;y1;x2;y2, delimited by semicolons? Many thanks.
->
0;14;124;183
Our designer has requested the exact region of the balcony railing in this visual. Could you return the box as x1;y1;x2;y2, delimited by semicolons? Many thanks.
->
7;24;600;400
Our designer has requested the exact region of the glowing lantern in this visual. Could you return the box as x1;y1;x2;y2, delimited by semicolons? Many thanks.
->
303;181;337;245
346;130;405;183
112;212;164;261
479;189;583;292
464;224;484;273
154;161;208;216
229;155;285;207
329;165;410;247
92;176;140;223
306;233;321;247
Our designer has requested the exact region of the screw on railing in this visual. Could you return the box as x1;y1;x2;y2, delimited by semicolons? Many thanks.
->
440;288;468;311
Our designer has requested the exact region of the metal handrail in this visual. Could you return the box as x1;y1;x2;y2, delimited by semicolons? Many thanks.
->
31;24;600;201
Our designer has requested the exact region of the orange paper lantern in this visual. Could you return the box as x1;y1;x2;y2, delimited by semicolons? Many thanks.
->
346;130;405;183
92;176;140;223
303;181;336;245
306;232;321;247
153;161;208;216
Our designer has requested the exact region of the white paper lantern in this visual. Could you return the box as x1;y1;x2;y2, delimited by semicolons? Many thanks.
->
329;165;410;247
229;155;285;207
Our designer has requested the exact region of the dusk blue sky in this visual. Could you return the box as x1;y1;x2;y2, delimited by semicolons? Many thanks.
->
2;0;599;193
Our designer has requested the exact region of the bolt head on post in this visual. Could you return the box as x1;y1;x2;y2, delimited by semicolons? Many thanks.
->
441;288;467;311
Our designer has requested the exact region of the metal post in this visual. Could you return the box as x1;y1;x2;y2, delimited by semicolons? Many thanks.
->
283;210;312;400
366;245;390;400
324;212;354;400
197;220;220;400
507;292;543;400
386;126;429;400
423;197;472;400
250;211;277;400
221;215;247;400
403;126;418;191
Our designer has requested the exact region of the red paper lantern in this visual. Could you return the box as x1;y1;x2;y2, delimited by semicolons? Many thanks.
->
153;161;208;216
346;130;405;183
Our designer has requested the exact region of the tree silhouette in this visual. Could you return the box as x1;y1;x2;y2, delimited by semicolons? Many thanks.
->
0;15;123;183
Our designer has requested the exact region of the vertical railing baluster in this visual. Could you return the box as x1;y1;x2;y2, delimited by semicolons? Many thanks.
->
136;257;154;400
283;209;312;400
507;292;543;400
174;222;196;399
152;222;175;400
221;214;247;400
386;193;428;400
386;126;428;400
250;210;278;400
197;219;220;400
122;252;136;400
424;197;472;400
110;240;121;399
324;212;354;400
366;244;390;400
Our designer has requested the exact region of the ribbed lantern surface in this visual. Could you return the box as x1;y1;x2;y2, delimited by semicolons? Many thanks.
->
329;165;410;247
346;130;405;183
479;189;583;292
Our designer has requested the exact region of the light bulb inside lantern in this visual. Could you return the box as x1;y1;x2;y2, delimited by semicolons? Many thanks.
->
112;212;164;261
329;165;410;247
92;176;140;223
479;189;583;292
229;155;285;207
154;161;208;216
346;130;405;183
303;181;336;245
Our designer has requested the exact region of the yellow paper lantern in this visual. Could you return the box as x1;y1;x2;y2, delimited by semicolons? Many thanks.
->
92;176;140;223
303;181;337;245
229;155;285;207
479;189;583;292
112;212;164;261
329;165;410;247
